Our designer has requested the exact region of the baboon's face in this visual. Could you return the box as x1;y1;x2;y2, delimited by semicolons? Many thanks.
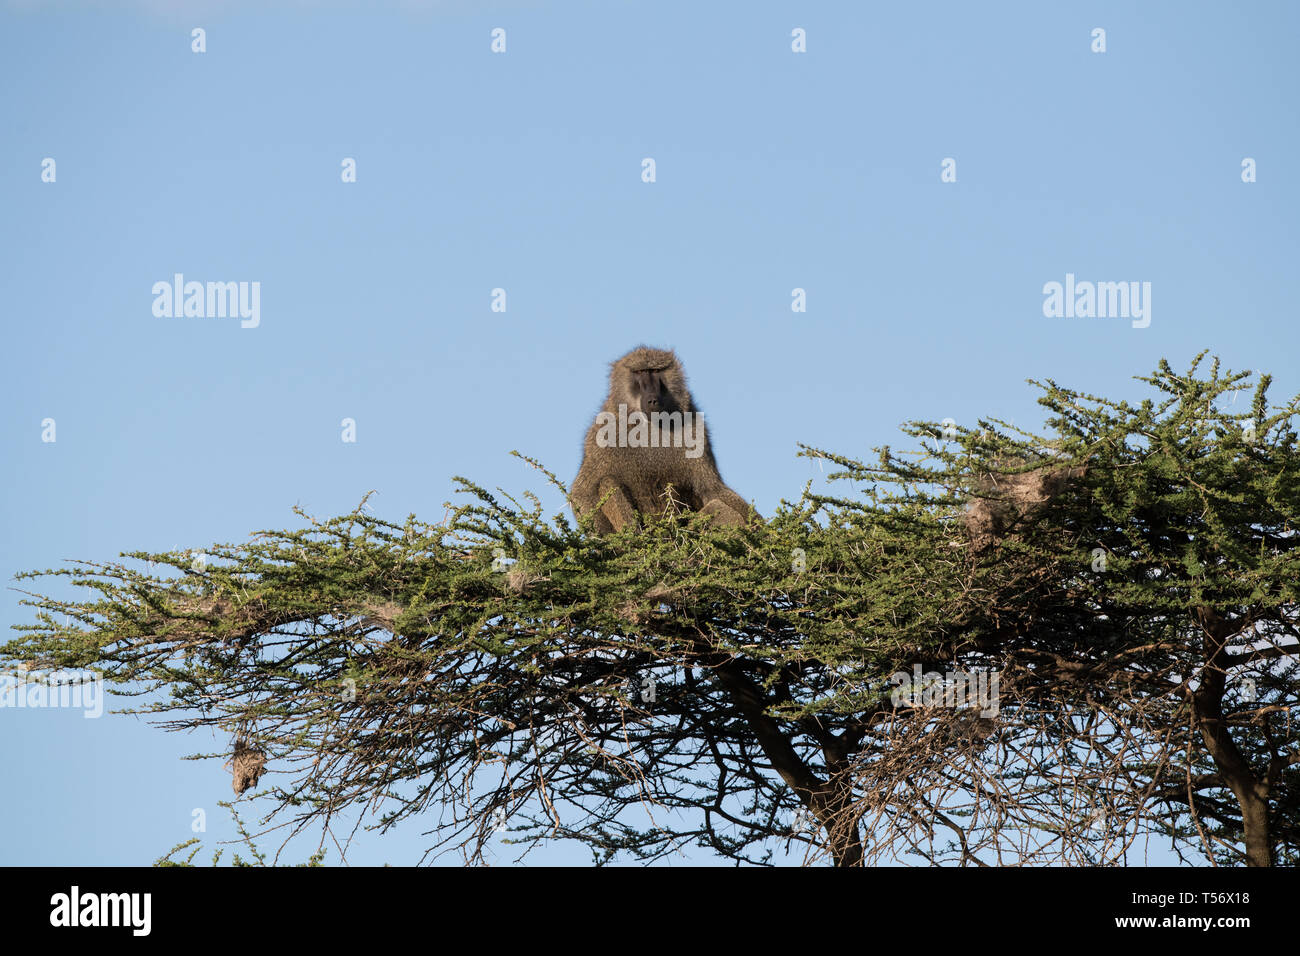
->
626;367;681;417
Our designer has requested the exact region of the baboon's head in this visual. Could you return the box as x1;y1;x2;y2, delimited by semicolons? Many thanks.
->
609;347;692;417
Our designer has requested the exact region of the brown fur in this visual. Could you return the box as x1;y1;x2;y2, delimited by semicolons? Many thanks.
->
571;347;759;533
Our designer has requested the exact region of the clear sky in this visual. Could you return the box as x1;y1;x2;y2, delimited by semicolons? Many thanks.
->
2;0;1297;866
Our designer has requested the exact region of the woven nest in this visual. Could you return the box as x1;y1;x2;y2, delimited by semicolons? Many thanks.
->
963;462;1087;548
229;737;267;795
506;566;543;594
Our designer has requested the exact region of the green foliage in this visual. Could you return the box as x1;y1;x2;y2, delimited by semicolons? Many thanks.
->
154;802;329;867
6;352;1297;866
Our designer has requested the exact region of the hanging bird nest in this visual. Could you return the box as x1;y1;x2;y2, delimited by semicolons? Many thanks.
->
228;737;267;795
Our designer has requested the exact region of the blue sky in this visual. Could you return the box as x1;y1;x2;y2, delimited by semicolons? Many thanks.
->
2;0;1297;866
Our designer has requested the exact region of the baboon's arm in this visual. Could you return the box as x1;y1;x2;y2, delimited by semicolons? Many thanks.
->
596;476;640;532
698;483;759;526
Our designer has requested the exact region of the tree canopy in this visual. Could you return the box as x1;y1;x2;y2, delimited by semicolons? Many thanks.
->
7;353;1298;866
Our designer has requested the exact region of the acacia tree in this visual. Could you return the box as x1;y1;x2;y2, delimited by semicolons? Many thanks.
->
6;354;1297;866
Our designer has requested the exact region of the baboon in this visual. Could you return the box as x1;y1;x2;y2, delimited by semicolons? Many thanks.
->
571;346;759;533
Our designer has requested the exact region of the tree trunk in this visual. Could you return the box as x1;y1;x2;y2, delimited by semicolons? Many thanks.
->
823;804;864;866
712;657;866;864
1193;609;1273;866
